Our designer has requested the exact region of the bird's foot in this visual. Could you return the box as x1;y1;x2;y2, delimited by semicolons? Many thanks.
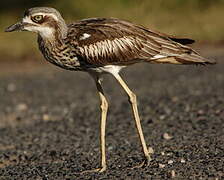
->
130;155;152;169
79;166;106;174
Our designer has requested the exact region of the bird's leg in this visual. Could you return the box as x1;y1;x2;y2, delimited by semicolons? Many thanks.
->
80;76;108;173
112;73;152;168
96;77;108;172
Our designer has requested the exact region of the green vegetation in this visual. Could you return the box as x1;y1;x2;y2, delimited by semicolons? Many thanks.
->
1;0;224;59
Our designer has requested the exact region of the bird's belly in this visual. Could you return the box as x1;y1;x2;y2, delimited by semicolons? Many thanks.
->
88;65;126;74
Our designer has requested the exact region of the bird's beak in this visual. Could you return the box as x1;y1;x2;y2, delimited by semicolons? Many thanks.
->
5;22;24;32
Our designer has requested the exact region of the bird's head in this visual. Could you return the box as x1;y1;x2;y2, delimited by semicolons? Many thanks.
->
5;7;68;40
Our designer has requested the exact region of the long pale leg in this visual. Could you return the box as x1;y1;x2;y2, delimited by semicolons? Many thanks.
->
81;76;108;173
112;73;152;167
96;77;108;172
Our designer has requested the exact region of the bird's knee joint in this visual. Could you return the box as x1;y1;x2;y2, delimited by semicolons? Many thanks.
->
100;98;108;111
129;92;137;104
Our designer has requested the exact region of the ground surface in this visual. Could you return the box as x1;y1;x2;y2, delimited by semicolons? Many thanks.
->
0;46;223;179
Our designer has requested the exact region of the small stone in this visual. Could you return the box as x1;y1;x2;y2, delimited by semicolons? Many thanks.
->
164;108;171;115
7;83;16;92
167;152;173;156
43;114;50;121
63;108;69;114
168;160;174;164
16;103;28;111
148;147;154;154
68;117;74;122
171;96;179;102
159;163;165;168
171;170;176;178
197;110;204;115
185;105;191;112
215;109;221;115
161;151;165;155
108;146;113;151
23;151;27;154
159;115;166;120
33;138;39;142
180;158;186;163
163;133;172;140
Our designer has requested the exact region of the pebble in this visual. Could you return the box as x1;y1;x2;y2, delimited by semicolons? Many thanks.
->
16;103;28;112
7;83;16;92
168;160;174;164
43;114;50;121
159;163;165;168
171;96;179;102
197;110;205;115
159;115;166;120
185;105;191;112
171;170;176;178
167;170;176;178
108;146;113;151
180;158;186;163
148;147;154;154
163;133;173;140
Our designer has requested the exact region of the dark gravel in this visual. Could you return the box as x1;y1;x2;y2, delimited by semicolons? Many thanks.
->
0;49;223;179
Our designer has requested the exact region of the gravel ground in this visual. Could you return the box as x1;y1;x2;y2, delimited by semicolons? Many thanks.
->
0;47;223;179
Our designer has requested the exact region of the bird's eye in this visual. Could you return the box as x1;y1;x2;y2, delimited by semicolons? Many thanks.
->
31;15;44;23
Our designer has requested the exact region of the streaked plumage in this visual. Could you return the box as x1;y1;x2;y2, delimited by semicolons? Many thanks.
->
5;7;215;173
68;18;212;66
38;16;215;71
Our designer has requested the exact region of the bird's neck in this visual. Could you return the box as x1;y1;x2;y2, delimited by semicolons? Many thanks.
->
39;21;68;46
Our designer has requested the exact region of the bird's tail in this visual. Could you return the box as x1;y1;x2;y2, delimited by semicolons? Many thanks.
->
141;30;216;65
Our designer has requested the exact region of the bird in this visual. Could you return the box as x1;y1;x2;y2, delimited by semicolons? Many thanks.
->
5;7;215;173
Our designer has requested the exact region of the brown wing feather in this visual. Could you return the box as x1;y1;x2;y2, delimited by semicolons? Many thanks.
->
67;18;215;66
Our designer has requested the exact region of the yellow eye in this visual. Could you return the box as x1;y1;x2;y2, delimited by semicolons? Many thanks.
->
32;15;43;23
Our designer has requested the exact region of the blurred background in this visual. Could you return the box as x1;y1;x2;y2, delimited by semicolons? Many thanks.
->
1;2;224;179
0;0;223;61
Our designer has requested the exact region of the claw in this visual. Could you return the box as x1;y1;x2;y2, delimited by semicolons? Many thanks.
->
130;155;152;169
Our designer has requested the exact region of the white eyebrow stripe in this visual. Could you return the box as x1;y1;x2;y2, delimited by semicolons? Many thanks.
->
22;13;59;24
32;13;59;21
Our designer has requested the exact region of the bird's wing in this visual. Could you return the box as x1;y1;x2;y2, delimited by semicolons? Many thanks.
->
67;18;214;66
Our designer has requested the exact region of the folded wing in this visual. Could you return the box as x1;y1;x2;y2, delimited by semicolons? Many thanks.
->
67;18;215;66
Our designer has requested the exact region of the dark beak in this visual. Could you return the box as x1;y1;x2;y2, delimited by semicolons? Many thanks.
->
5;22;24;32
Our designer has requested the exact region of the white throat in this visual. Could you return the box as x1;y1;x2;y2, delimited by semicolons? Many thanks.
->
38;27;55;39
25;25;55;39
22;16;55;39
